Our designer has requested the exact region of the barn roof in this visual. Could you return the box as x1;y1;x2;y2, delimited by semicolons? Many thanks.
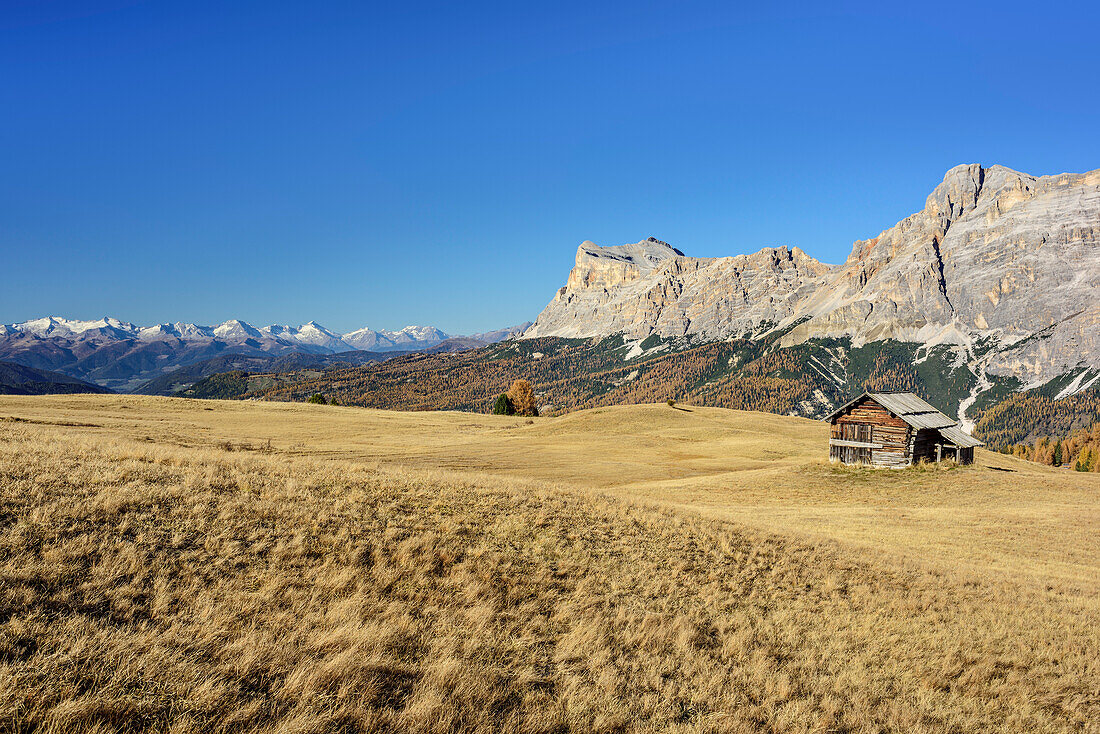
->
825;391;958;430
939;425;983;448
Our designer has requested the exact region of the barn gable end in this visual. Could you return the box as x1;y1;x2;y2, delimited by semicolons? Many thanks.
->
830;396;911;468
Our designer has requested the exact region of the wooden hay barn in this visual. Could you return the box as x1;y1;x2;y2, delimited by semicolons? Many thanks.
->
825;392;982;468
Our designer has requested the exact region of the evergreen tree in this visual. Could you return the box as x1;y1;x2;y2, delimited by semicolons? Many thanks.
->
1052;441;1062;466
307;393;327;405
491;393;514;415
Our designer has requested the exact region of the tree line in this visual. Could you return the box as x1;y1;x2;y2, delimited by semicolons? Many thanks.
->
999;421;1100;472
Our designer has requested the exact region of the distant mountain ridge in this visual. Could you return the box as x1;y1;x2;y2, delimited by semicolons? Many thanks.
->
1;316;453;354
0;316;530;392
131;350;398;396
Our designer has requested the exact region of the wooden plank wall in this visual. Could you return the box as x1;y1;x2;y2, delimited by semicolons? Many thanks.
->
830;442;871;464
831;397;914;467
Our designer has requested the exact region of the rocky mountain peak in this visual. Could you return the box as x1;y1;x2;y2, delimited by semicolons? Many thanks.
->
526;164;1100;391
743;245;828;272
575;237;685;268
927;163;987;224
525;238;828;340
563;238;690;296
923;164;1042;232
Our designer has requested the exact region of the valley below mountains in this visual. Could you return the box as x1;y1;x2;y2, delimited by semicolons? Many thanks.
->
162;164;1099;450
4;164;1097;449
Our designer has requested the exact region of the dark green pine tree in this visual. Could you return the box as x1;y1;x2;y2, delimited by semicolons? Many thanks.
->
492;393;514;415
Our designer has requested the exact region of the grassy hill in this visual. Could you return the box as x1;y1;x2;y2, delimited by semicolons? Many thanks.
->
173;335;1098;451
1;396;1097;732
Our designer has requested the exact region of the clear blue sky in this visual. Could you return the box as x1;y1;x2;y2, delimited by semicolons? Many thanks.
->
3;1;1098;334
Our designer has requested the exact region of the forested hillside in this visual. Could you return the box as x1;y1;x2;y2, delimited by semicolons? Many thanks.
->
1001;422;1100;471
176;332;1096;449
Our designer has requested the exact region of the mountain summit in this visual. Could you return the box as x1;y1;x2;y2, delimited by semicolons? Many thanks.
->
779;164;1100;385
524;164;1100;409
524;238;830;340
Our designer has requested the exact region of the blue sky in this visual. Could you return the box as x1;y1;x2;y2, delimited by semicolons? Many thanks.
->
3;0;1098;334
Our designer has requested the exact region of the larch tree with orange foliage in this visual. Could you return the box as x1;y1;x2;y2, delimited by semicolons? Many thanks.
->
507;379;538;417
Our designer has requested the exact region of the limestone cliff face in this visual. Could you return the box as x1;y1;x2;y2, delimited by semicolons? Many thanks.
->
782;164;1100;381
525;165;1100;386
523;237;829;340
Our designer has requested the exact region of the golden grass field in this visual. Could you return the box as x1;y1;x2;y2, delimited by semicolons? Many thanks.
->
1;395;1098;733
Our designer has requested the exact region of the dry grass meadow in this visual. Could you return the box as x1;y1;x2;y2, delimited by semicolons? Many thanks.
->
1;395;1098;733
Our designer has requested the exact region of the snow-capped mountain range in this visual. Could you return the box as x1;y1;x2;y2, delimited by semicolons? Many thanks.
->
0;316;530;392
1;316;453;353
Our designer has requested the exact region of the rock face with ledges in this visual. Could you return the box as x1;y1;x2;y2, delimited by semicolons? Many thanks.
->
524;237;830;340
782;164;1100;382
525;164;1100;386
